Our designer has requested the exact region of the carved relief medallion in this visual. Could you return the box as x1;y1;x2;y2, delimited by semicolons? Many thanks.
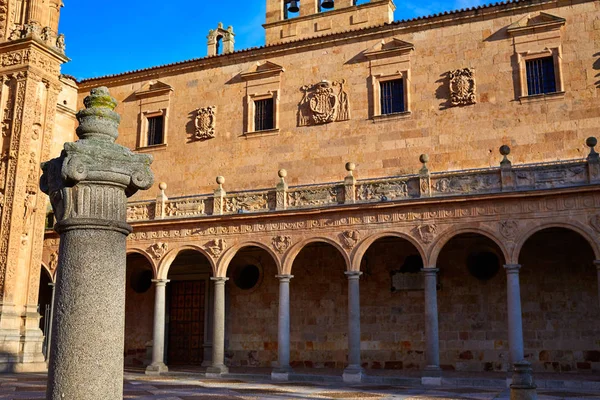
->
272;236;292;254
206;239;227;259
449;68;476;106
341;230;360;249
193;106;216;141
415;224;437;244
499;220;519;241
148;242;168;260
298;80;350;126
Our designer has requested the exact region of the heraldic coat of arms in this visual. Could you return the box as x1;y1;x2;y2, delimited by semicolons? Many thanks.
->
298;80;350;126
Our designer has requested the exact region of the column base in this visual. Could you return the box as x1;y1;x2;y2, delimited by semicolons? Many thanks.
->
0;305;47;373
510;361;537;400
145;363;168;375
421;365;442;386
206;364;229;377
343;365;365;383
271;366;293;381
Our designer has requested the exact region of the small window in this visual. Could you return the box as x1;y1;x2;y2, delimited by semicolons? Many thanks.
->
380;79;404;115
147;115;164;146
525;57;556;96
254;98;274;132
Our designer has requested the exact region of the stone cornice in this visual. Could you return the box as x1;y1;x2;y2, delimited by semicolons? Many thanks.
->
0;36;69;64
76;0;573;89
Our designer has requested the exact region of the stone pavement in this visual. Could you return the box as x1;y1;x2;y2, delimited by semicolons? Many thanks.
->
0;372;600;400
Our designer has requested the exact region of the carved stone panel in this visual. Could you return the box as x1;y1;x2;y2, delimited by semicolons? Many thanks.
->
288;187;337;207
193;106;215;141
224;193;268;214
449;68;476;106
357;180;408;202
165;199;205;217
298;80;349;126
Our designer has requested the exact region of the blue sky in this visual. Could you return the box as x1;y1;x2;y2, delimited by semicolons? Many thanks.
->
59;0;488;80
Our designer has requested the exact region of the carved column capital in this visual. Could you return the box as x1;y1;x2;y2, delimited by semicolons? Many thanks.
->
40;87;154;234
151;279;170;287
504;264;522;274
276;274;293;282
210;277;229;284
421;268;439;276
345;271;362;280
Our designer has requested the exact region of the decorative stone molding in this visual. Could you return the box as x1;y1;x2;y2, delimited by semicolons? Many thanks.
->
500;220;519;241
206;239;227;259
193;106;216;141
272;236;292;254
415;224;437;244
341;230;360;249
298;80;349;126
148;242;168;260
449;68;476;106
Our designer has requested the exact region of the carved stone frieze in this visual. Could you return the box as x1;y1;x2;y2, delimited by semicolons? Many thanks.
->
415;224;437;244
357;180;408;202
148;242;168;260
341;230;360;249
193;106;216;141
127;204;150;221
298;80;349;126
288;187;337;207
206;239;227;259
499;220;519;241
433;174;501;195
449;68;476;106
0;49;61;76
224;194;268;214
165;199;205;217
272;235;292;254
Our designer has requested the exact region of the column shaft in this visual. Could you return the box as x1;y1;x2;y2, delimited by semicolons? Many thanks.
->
207;277;228;375
343;271;364;382
423;268;441;371
27;0;43;24
275;275;292;373
505;264;525;363
146;279;169;375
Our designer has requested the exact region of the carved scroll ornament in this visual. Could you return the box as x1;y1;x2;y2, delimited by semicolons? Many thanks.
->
449;68;476;106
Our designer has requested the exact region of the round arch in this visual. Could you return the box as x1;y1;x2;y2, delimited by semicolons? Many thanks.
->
282;237;350;275
512;222;600;263
126;248;157;278
217;241;282;277
428;226;510;267
40;262;54;283
351;231;427;272
157;245;216;280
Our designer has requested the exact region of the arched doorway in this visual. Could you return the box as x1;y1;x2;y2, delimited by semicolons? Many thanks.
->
166;250;212;366
518;227;599;373
124;253;155;367
290;241;348;370
359;236;425;371
436;232;507;372
38;265;53;359
225;245;279;368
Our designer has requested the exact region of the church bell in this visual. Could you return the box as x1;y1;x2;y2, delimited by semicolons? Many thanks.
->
288;0;300;13
321;0;334;9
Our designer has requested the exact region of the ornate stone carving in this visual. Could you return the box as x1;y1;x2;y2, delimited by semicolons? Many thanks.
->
148;242;168;260
433;174;501;194
272;235;292;253
193;106;216;141
206;239;227;259
56;33;66;52
449;68;476;106
49;251;58;271
298;80;349;126
357;180;408;201
224;194;268;214
127;204;150;221
288;187;337;207
165;199;205;217
415;224;437;244
590;214;600;234
340;230;360;249
499;220;519;240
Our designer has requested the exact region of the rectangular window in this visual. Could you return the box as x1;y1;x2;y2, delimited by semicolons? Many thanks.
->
147;115;164;146
254;98;274;131
526;57;556;96
380;79;404;115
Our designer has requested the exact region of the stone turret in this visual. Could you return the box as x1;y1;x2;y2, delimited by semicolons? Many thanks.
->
207;22;235;57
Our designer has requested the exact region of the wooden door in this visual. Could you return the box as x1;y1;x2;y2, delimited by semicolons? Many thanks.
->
167;280;205;365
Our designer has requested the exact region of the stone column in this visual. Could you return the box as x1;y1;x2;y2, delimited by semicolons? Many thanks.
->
45;282;55;360
595;261;600;310
343;271;364;383
272;275;293;380
504;264;525;363
422;268;441;385
49;0;62;32
40;87;154;400
207;277;229;376
146;279;169;375
27;0;44;25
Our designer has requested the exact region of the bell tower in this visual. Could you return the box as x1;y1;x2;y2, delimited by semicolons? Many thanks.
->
264;0;395;45
0;0;68;372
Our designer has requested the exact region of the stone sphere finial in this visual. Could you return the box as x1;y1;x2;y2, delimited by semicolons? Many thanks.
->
159;182;167;191
278;169;287;179
345;162;356;172
587;137;599;161
216;176;225;186
500;145;511;156
419;154;429;164
586;137;598;148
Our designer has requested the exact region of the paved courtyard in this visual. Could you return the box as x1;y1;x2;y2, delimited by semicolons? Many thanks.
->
1;372;599;399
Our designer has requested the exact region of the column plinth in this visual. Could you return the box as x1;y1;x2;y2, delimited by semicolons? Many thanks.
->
422;268;441;385
272;275;293;381
41;87;154;400
343;271;364;383
146;279;170;375
207;277;229;376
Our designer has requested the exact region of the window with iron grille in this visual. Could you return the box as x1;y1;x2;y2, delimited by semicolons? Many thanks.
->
525;57;557;96
254;98;274;131
380;79;404;115
147;115;164;146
